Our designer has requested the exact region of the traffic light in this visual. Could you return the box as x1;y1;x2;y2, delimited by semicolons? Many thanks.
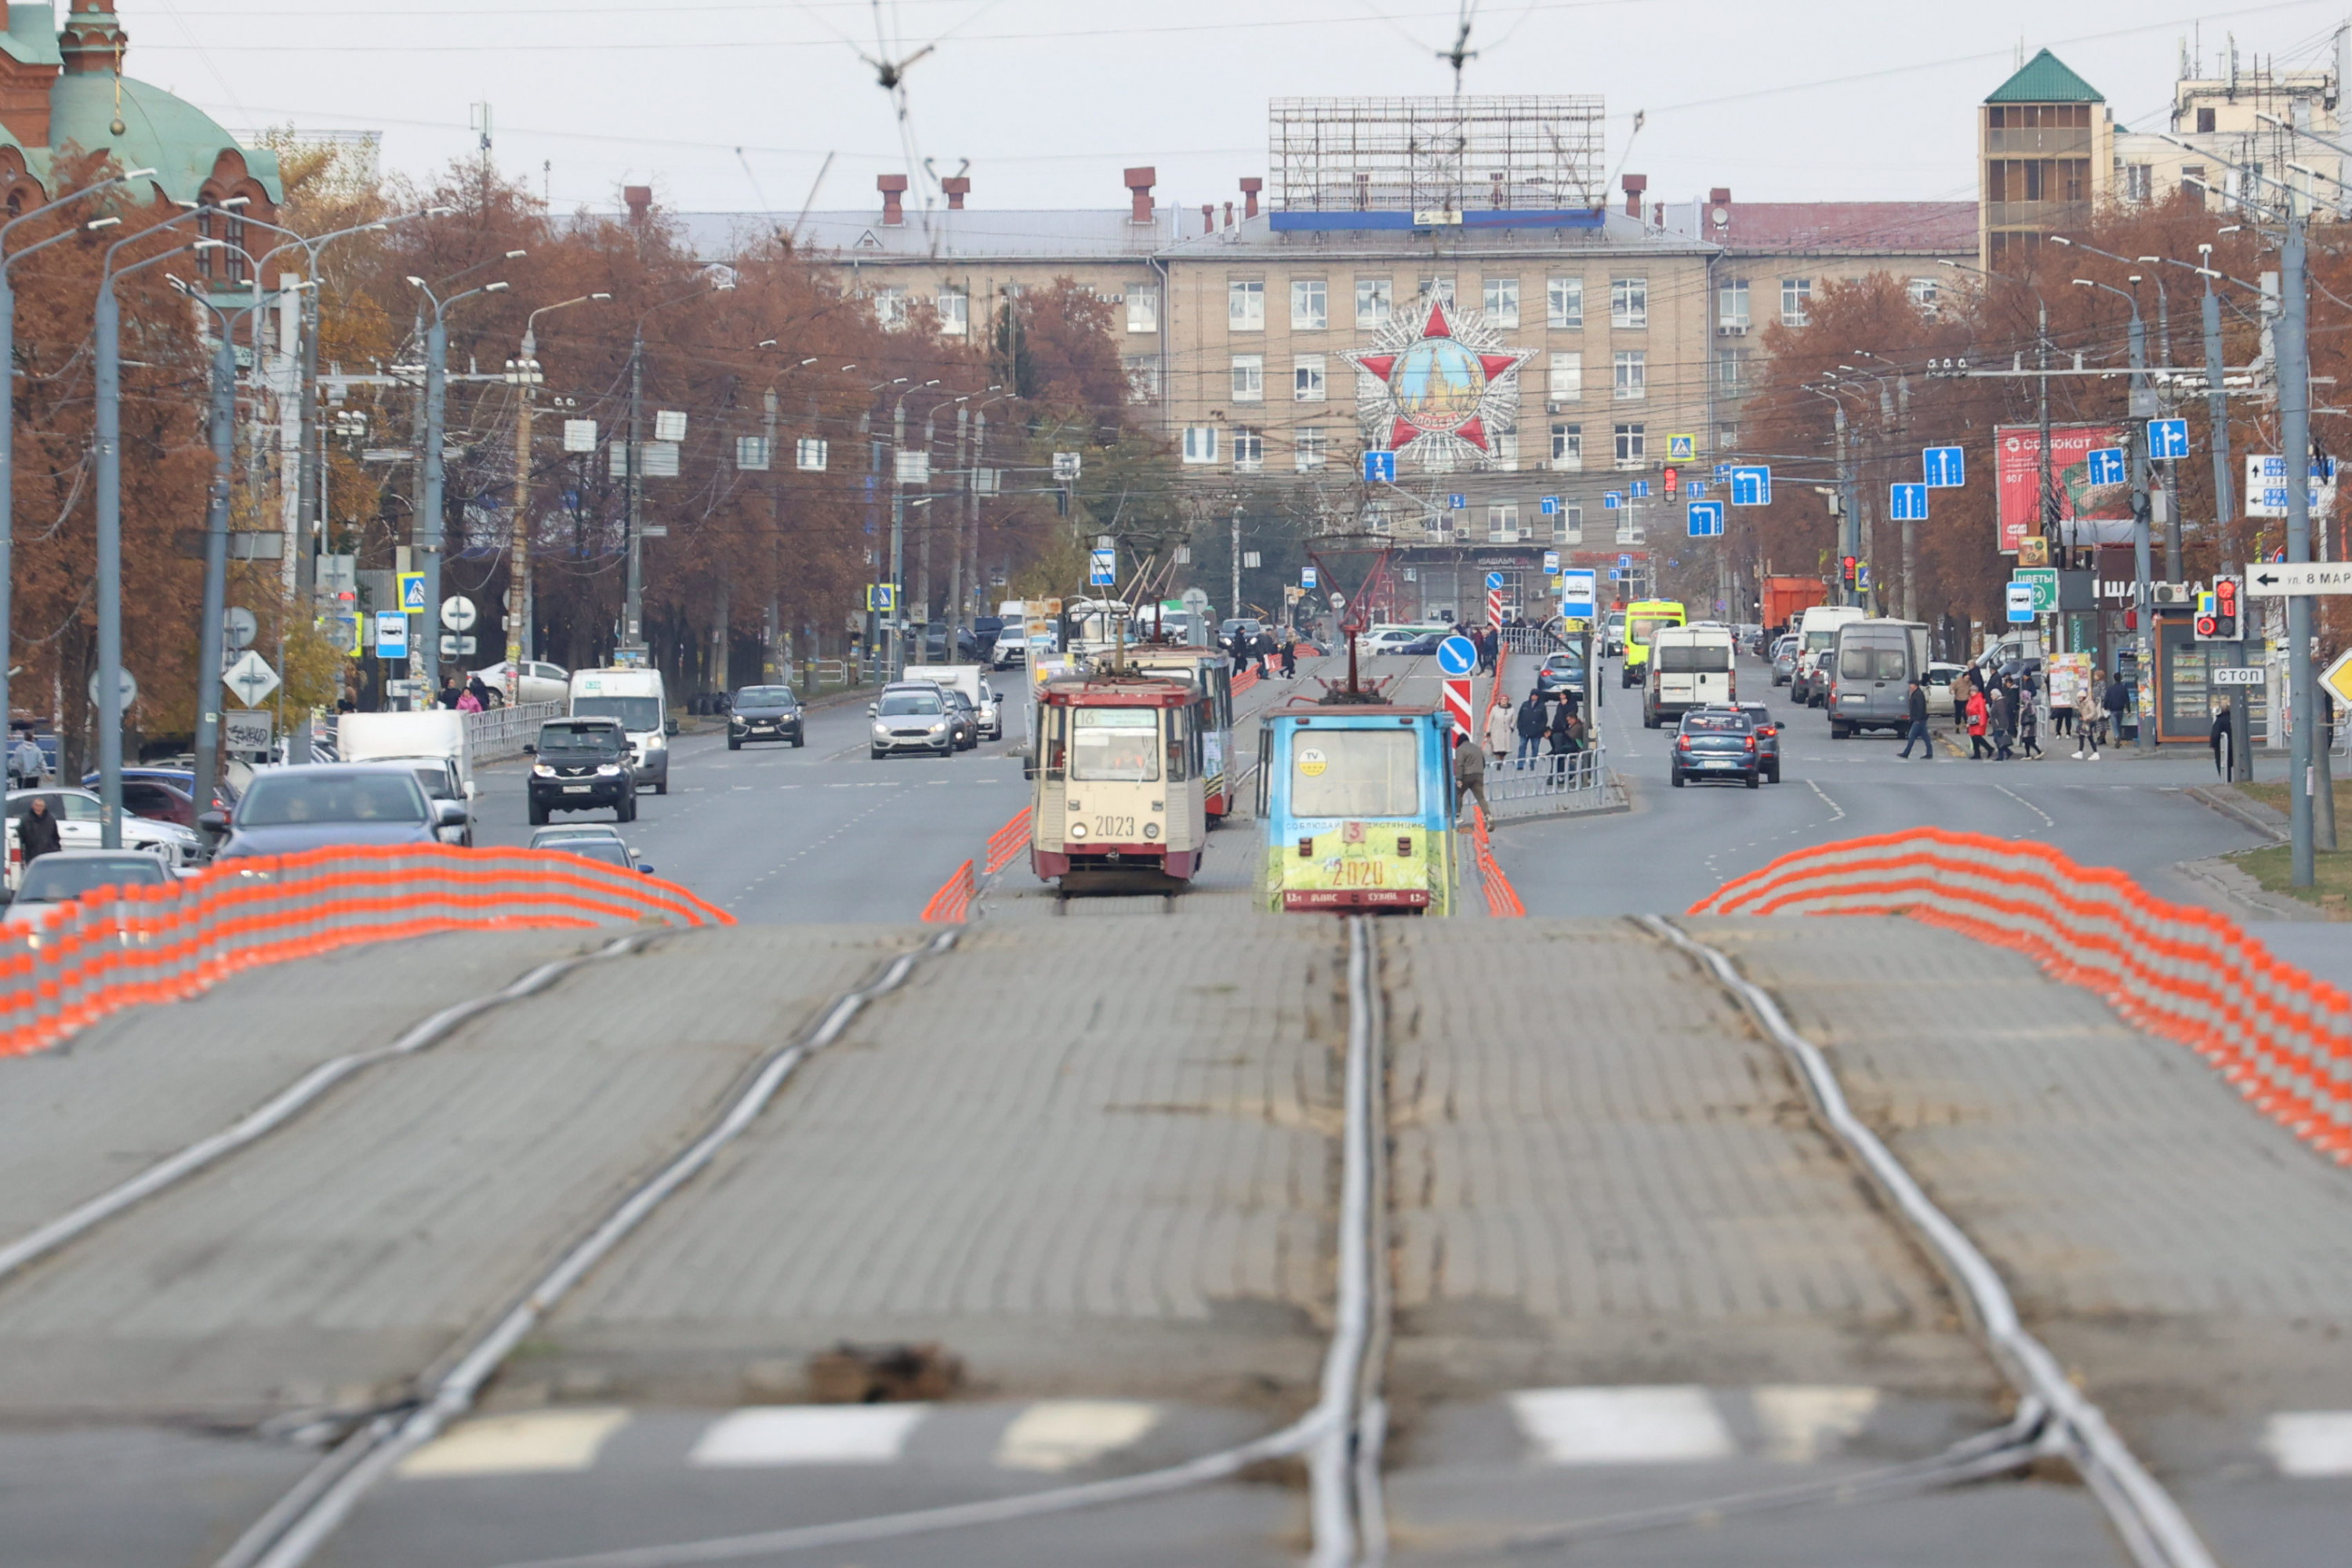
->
1839;555;1858;587
2196;575;2241;641
1661;466;1679;495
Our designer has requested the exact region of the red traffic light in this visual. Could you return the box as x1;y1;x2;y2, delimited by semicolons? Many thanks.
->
2196;615;2219;637
1662;466;1679;495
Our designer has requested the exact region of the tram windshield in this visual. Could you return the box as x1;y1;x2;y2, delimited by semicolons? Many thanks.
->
1069;709;1160;782
1290;730;1421;818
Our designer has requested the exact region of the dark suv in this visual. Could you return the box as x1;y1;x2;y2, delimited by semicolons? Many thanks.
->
528;718;638;824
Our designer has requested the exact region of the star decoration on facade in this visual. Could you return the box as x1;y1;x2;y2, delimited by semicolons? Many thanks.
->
1346;294;1534;470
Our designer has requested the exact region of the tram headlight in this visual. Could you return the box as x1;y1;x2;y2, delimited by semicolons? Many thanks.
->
1142;822;1160;840
1069;822;1087;839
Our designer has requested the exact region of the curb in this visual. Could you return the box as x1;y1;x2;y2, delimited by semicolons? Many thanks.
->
2186;784;2291;844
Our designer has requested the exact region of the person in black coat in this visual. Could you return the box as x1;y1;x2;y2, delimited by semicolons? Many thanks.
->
17;795;60;865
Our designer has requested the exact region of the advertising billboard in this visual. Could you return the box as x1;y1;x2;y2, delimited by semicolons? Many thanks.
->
1995;424;2132;554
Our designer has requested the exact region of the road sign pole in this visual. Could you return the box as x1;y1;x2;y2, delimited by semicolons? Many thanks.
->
2127;308;2154;756
2283;212;2321;879
194;328;238;812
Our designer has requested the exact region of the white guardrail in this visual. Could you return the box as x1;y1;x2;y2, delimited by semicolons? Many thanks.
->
465;701;564;762
1483;742;1613;820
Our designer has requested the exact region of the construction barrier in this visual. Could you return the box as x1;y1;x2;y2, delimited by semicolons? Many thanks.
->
1690;829;2352;1163
0;845;731;1059
920;858;978;924
983;809;1032;876
1232;666;1261;699
1468;804;1526;918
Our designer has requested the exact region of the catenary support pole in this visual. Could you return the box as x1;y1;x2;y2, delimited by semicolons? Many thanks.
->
193;321;241;811
2203;280;2253;782
2282;212;2317;885
2126;299;2154;756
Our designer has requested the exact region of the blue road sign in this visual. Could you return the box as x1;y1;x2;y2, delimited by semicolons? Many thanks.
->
1889;483;1929;522
1361;449;1396;483
1447;492;1467;510
2147;418;2190;459
1088;547;1116;586
1630;480;1650;499
373;612;410;660
1607;568;1622;581
1857;563;1871;592
1603;492;1622;509
1436;635;1479;677
1301;566;1318;589
1687;481;1708;499
1560;568;1598;615
2005;583;2036;624
1485;572;1505;590
2085;447;2125;487
1686;500;1725;537
1618;554;1633;569
1922;445;1965;488
1729;466;1773;506
1714;463;1733;479
1540;495;1559;515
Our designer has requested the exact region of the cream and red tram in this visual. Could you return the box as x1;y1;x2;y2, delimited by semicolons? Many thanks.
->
1029;674;1208;886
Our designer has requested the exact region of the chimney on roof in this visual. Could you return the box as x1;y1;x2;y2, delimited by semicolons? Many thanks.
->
1707;187;1733;235
877;174;908;227
1621;173;1647;219
941;175;970;210
1240;176;1261;220
623;185;652;224
1124;166;1156;224
1201;203;1214;234
1224;201;1235;230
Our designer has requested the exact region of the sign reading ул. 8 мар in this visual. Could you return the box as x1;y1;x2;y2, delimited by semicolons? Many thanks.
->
1994;424;2133;555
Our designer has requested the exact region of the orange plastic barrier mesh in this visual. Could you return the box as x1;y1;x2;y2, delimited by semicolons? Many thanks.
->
984;808;1032;876
1232;667;1261;698
1689;829;2352;1163
0;845;732;1059
1469;804;1526;918
920;858;978;924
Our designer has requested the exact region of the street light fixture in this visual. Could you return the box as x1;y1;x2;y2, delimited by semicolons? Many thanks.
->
503;291;612;663
405;275;510;694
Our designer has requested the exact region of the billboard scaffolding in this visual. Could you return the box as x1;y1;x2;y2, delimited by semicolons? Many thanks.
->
1268;96;1606;218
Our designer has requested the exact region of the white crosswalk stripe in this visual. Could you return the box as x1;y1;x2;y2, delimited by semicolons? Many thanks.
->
689;1404;930;1466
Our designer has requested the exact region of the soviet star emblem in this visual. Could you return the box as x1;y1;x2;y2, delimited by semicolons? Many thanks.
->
1346;295;1534;465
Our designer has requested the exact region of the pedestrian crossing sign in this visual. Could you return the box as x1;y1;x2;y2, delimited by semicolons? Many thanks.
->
397;572;426;614
1667;434;1696;463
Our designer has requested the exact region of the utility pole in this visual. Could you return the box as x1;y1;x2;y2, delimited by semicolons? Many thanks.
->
507;336;538;666
421;314;448;694
2038;302;2058;564
889;396;906;677
916;408;937;634
764;387;782;680
2281;211;2321;884
625;329;645;658
192;303;249;811
2126;295;2154;757
1229;499;1243;625
949;404;967;648
2201;268;2253;782
970;405;990;635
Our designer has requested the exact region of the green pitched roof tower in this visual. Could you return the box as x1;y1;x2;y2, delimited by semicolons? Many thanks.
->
1985;48;2107;105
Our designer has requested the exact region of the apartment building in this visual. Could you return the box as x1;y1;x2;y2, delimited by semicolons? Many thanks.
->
2113;46;2343;212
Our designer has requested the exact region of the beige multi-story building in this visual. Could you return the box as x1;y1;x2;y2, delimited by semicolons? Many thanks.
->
1978;49;2118;265
2113;47;2343;214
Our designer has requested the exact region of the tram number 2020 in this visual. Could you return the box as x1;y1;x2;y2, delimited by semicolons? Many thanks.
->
1093;816;1137;840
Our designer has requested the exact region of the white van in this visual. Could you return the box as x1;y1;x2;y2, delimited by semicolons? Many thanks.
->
1643;625;1737;727
568;667;671;793
1791;604;1867;707
335;709;477;844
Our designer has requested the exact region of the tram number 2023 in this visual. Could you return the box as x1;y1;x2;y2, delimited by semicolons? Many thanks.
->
1092;816;1137;840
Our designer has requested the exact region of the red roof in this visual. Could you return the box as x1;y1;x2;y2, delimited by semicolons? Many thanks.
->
1714;201;1976;255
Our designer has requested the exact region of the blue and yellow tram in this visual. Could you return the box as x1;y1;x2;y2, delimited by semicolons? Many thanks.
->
1258;703;1456;913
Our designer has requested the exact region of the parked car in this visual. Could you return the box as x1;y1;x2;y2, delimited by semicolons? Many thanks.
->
1668;709;1763;789
474;659;571;706
82;766;238;817
9;788;204;873
2;848;175;928
526;718;637;825
1923;661;1968;701
202;764;466;860
1397;632;1445;655
1533;651;1586;696
727;685;806;750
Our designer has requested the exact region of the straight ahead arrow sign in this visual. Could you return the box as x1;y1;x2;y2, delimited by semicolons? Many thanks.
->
2245;562;2352;596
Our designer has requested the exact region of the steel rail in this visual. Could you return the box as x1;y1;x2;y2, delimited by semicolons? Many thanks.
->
218;930;965;1568
1642;916;2220;1568
471;916;1392;1568
0;931;661;1289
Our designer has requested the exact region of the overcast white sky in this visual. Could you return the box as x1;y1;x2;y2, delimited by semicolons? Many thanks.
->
132;0;2352;218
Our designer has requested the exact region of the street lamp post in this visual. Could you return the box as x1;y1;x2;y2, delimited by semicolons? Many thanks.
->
506;292;610;666
2074;276;2154;755
750;352;824;679
405;276;509;698
95;211;212;844
888;379;940;677
623;277;736;664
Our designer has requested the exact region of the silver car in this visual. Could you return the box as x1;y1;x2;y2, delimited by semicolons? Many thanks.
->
869;687;956;759
1769;634;1802;687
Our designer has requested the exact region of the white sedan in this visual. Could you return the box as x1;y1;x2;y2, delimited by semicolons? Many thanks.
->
474;659;569;706
5;788;205;882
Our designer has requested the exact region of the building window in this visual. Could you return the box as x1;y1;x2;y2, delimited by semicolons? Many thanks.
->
1293;354;1327;401
1547;275;1584;328
1124;355;1161;401
1181;426;1219;465
1127;287;1159;332
1718;279;1749;330
1717;349;1749;394
1610;277;1647;328
2181;164;2207;200
872;285;909;329
1232;426;1264;472
1549;423;1583;470
1229;354;1265;402
2196;106;2217;134
1483;276;1519;328
1229;279;1265;331
1613;350;1646;401
1295;427;1327;472
1291;278;1327;331
1418;275;1455;308
1780;278;1812;328
1487;502;1519;543
1547;351;1582;403
1555;503;1584;545
1492;410;1520;470
2125;164;2153;203
1356;277;1392;328
1906;277;1939;315
1613;423;1646;469
936;285;968;336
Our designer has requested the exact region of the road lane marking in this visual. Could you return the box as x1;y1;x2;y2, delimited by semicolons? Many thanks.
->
690;1406;930;1466
1509;1386;1735;1465
2264;1412;2352;1476
397;1409;630;1478
993;1401;1161;1472
1807;780;1846;822
1753;1385;1878;1463
1994;781;2055;830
